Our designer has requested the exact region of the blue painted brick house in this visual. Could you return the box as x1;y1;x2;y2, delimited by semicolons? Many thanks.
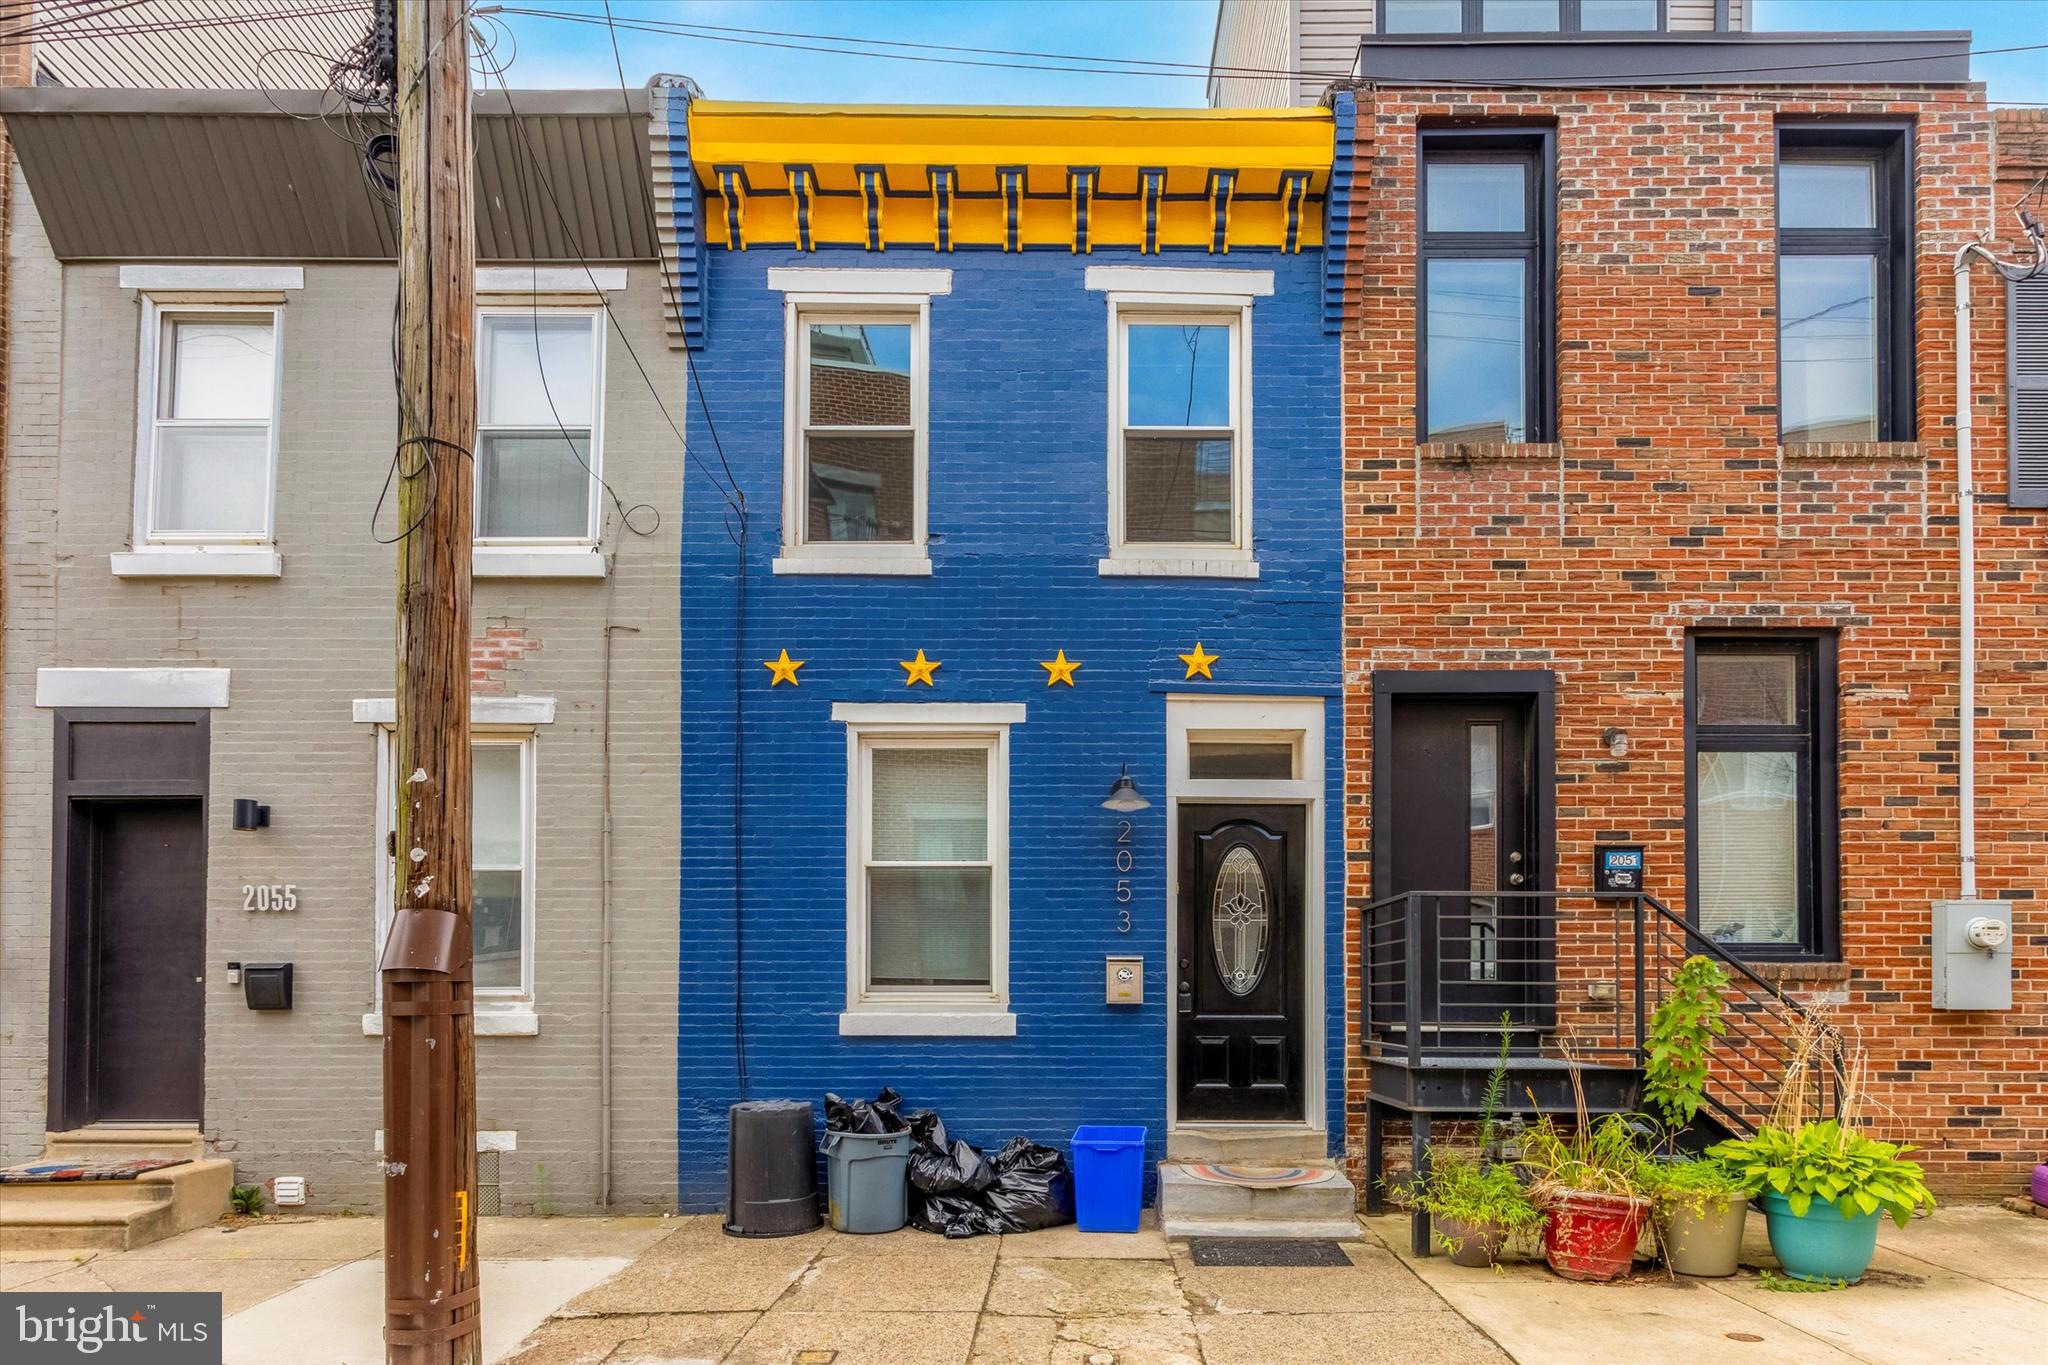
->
668;92;1356;1220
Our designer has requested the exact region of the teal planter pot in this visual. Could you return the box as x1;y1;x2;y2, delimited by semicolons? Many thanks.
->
1758;1191;1882;1283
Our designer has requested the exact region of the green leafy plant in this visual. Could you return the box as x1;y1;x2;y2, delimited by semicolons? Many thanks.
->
1643;955;1730;1132
1477;1011;1514;1158
1412;1149;1543;1253
1708;1120;1935;1226
1519;1111;1647;1201
1635;1152;1749;1219
1760;1268;1849;1293
229;1184;267;1216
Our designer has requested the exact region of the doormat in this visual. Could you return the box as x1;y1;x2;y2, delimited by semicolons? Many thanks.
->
1178;1163;1328;1188
1188;1238;1353;1267
0;1156;189;1184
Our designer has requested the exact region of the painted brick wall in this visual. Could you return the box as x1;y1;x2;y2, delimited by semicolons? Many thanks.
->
1341;85;2047;1195
677;245;1343;1210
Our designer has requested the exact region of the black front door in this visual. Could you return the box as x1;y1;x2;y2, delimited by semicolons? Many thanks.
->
1385;698;1543;1029
74;800;207;1123
1177;805;1305;1122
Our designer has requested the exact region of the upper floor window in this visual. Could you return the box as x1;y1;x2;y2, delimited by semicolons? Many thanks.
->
1686;634;1839;960
1116;311;1247;551
1776;125;1914;444
1382;0;1660;33
1420;129;1554;444
476;309;604;543
143;309;281;542
799;313;921;546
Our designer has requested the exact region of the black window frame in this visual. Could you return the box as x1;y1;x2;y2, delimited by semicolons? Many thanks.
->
1775;122;1916;444
1417;126;1557;445
1377;0;1666;34
1683;632;1840;962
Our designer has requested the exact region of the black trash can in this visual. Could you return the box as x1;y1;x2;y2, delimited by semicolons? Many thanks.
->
725;1099;821;1237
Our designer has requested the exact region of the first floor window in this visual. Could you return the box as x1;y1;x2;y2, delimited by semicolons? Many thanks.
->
477;309;603;541
144;307;280;540
849;725;1008;1002
1687;635;1837;958
376;732;536;999
1420;129;1553;444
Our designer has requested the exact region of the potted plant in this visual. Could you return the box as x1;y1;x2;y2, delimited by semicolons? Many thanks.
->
1519;1055;1650;1283
1408;1017;1540;1266
1639;955;1748;1276
1708;1119;1934;1284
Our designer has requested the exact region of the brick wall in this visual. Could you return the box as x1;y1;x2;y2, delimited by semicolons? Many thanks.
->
678;245;1344;1210
1342;84;2046;1195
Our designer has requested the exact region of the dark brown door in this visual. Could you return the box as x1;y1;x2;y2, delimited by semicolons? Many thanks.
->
1385;699;1542;1029
76;800;207;1123
1177;805;1305;1122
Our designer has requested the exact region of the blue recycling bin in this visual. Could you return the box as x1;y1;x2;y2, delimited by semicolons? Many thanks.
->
1070;1125;1147;1233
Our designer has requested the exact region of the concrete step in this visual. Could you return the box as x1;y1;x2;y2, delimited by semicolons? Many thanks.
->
1157;1160;1363;1241
1166;1125;1329;1163
0;1156;233;1252
42;1127;210;1161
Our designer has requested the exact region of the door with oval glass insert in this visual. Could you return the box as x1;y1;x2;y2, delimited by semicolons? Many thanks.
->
1177;805;1305;1122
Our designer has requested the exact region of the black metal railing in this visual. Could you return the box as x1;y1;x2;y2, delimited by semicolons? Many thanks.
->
1361;889;1843;1134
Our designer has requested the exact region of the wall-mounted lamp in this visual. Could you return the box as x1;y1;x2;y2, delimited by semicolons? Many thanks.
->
1600;727;1629;759
1101;764;1150;812
232;799;271;831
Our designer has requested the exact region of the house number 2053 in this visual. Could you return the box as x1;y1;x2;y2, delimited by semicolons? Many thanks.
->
243;883;299;912
1113;820;1134;933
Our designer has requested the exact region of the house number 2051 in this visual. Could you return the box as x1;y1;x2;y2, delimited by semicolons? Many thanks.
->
243;883;299;912
1114;820;1134;933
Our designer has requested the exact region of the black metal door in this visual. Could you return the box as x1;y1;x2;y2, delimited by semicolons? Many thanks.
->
1176;805;1305;1122
1386;699;1542;1029
78;800;207;1123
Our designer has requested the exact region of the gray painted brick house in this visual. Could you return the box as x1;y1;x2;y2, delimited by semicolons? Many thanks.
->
0;86;690;1214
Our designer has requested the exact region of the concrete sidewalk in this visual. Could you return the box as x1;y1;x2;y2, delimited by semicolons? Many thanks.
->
4;1202;2042;1363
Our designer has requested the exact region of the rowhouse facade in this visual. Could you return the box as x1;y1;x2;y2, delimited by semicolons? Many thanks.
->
671;98;1355;1219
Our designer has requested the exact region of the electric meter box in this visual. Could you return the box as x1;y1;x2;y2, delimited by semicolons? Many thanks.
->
1930;900;2012;1011
1105;955;1143;1006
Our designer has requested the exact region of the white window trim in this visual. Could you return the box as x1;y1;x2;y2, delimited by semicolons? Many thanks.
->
475;304;607;548
837;704;1020;1035
476;265;626;296
472;545;607;579
37;666;230;709
131;298;285;552
111;546;282;579
1096;291;1259;577
120;265;304;293
774;274;938;576
357;699;554;1029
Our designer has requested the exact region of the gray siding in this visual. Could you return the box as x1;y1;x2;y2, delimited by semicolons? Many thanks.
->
0;167;684;1212
1209;0;1293;107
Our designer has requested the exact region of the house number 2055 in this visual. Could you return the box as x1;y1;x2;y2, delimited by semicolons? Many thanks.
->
1114;820;1133;933
243;883;299;912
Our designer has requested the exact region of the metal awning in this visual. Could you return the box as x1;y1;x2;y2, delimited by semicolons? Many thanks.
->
0;88;657;262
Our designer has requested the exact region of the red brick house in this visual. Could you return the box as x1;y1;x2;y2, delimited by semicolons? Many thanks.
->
1320;25;2045;1199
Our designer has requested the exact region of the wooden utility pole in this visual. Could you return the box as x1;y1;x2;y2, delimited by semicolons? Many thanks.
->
380;1;479;1362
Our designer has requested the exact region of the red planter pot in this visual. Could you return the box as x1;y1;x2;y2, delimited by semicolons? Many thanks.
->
1542;1190;1649;1282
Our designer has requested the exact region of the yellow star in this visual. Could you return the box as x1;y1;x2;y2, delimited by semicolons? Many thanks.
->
900;649;940;687
1040;649;1081;687
1179;641;1218;680
763;649;804;687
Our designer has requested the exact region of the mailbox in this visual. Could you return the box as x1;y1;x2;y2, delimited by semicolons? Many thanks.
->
1593;844;1645;896
1105;955;1143;1006
243;962;294;1011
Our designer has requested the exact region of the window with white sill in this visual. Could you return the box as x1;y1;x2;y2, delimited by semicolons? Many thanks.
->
140;307;282;544
476;309;604;544
1108;307;1252;563
784;309;927;562
373;732;537;1009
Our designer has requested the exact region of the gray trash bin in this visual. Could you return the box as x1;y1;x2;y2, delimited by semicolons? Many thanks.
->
824;1129;910;1234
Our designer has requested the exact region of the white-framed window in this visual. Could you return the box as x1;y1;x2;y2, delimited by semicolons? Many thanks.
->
137;303;283;544
371;729;538;1019
835;702;1021;1036
1087;266;1269;579
769;267;947;576
476;307;605;545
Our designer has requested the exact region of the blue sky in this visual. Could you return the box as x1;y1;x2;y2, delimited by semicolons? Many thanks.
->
487;1;2046;106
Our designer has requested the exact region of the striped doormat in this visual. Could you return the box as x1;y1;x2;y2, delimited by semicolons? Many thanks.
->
0;1156;190;1184
1176;1163;1327;1188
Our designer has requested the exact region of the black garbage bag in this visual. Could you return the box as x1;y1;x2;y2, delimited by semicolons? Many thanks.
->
823;1086;906;1135
982;1135;1075;1234
905;1110;995;1195
907;1122;1076;1238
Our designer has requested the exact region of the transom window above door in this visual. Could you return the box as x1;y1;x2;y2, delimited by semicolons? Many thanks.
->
476;309;604;543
